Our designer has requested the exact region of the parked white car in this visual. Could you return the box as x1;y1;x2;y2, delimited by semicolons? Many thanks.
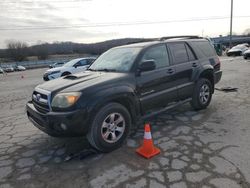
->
4;66;14;72
14;65;26;71
0;67;5;74
43;57;96;81
49;62;66;69
227;44;249;56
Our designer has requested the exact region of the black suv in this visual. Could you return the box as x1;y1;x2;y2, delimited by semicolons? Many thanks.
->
26;36;222;152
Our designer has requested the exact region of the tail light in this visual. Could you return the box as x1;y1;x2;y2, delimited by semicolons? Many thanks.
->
214;57;221;71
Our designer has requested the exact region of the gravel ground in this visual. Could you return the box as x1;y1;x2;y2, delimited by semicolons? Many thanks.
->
0;57;250;188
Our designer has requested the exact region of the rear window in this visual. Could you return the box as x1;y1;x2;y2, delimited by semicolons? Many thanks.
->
192;41;216;58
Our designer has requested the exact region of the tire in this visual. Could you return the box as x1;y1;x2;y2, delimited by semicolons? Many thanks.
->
61;72;71;77
191;78;212;110
244;56;247;60
87;103;131;152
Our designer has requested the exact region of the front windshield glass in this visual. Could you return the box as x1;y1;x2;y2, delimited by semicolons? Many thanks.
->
89;47;141;72
63;59;79;67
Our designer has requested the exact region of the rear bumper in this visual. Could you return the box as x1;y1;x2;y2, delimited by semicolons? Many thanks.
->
26;101;89;137
214;70;222;84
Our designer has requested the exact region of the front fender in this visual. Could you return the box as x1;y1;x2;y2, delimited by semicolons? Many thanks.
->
82;85;141;129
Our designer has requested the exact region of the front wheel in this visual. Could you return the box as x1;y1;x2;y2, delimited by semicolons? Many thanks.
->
87;103;131;152
191;78;212;110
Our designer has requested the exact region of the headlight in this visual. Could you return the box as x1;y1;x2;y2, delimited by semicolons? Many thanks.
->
51;92;81;108
49;71;60;75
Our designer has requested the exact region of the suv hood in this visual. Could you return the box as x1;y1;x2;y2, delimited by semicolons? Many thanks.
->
37;71;132;95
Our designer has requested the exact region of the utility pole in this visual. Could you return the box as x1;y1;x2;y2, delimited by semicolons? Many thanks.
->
229;0;233;48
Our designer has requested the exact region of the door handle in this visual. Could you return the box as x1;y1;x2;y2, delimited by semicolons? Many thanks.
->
167;68;174;74
192;62;198;67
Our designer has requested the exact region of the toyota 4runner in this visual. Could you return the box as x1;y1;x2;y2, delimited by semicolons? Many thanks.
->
26;36;222;152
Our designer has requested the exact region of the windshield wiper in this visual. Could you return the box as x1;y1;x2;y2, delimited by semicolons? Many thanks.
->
95;68;117;72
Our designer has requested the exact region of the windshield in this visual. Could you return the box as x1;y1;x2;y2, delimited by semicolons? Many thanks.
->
63;59;80;67
89;47;141;72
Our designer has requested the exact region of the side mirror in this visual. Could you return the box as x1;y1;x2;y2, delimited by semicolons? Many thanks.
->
74;64;78;68
138;60;156;72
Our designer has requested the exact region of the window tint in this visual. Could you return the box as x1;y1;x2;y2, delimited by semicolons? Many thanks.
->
192;41;216;57
185;44;196;61
141;45;170;69
168;43;189;64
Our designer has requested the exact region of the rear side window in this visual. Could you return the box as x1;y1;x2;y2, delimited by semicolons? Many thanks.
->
141;45;170;69
192;41;216;57
186;44;196;61
168;43;189;64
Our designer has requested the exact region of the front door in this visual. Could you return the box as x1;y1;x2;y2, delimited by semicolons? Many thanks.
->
136;44;178;115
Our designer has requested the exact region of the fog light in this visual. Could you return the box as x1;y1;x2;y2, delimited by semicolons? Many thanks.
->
60;123;67;130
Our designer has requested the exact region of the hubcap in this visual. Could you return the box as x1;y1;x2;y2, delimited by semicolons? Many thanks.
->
199;84;210;104
101;113;125;143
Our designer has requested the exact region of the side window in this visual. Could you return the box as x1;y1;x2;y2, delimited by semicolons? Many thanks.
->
141;45;170;69
185;44;196;61
87;59;94;65
77;59;88;66
192;41;216;58
168;43;189;64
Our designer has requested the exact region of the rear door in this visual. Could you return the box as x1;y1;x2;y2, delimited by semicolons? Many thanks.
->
136;44;178;114
167;42;199;100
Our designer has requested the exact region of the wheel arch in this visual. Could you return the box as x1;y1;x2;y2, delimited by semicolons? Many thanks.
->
86;88;141;131
198;68;215;93
61;71;71;76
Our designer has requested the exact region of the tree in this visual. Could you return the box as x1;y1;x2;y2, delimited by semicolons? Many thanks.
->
35;43;49;60
6;40;28;61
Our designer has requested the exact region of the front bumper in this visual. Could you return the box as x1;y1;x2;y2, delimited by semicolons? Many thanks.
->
214;70;222;84
26;101;89;137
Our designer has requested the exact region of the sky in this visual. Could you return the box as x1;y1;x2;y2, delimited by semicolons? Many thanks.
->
0;0;250;48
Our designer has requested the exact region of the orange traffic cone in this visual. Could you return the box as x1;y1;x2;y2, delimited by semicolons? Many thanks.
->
136;123;160;159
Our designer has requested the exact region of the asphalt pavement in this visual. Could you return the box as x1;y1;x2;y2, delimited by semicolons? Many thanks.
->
0;57;250;188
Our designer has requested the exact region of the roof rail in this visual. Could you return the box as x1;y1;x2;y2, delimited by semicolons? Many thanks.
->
160;35;202;41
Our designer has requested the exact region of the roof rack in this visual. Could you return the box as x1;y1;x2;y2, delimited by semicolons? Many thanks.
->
159;35;202;41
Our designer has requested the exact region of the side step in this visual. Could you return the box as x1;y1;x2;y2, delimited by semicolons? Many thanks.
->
142;98;192;120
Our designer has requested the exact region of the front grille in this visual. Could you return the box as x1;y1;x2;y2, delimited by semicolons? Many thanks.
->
32;89;51;114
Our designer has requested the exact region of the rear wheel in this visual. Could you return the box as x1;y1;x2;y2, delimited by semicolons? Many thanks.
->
87;103;131;152
191;78;212;110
